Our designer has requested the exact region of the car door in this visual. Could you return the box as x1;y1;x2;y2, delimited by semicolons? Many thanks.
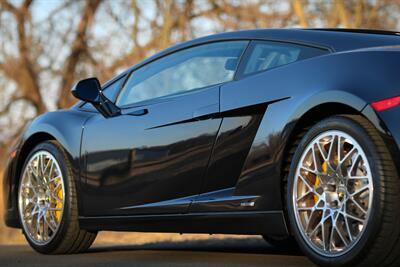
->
80;41;249;216
190;40;329;213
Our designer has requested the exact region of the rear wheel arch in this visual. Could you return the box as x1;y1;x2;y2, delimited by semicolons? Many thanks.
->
279;103;365;231
281;89;371;176
286;102;363;151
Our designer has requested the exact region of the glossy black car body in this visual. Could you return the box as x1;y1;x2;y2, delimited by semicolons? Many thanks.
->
3;28;400;238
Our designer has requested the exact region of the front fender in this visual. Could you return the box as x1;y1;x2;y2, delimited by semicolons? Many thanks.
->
3;108;93;228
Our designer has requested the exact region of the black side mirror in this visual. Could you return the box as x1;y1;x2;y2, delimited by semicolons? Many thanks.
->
71;77;120;118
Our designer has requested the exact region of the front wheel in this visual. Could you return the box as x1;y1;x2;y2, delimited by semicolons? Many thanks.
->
18;141;97;254
287;115;400;266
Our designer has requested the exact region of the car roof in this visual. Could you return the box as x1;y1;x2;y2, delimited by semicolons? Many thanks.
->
118;28;400;79
183;28;400;52
306;28;400;36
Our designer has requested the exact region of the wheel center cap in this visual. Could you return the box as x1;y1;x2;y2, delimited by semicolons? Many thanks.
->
322;183;346;209
324;191;340;209
37;190;48;207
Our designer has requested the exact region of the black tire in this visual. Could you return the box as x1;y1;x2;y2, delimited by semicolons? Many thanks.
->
287;115;400;267
18;141;97;254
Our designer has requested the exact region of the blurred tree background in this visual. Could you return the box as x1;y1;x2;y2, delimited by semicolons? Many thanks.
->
0;0;400;243
1;0;400;164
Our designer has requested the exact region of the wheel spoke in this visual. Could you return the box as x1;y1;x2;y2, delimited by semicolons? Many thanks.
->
308;222;321;238
43;216;49;241
321;217;331;251
49;211;59;227
305;207;322;234
28;165;40;186
349;154;362;177
326;135;338;169
340;146;357;165
342;212;364;223
298;207;314;212
301;166;317;175
48;162;54;181
44;214;56;234
52;182;62;193
51;192;62;203
36;214;42;240
335;223;349;247
344;214;353;242
296;190;314;202
347;176;369;180
348;198;367;214
317;141;328;161
47;207;62;211
350;184;369;197
312;145;324;173
38;154;44;178
47;175;61;185
298;174;315;193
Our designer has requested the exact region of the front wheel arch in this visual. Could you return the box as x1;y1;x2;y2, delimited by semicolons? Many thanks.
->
16;132;56;183
12;132;78;229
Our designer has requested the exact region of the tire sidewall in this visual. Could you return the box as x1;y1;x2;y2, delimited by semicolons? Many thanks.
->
287;116;384;266
18;141;74;254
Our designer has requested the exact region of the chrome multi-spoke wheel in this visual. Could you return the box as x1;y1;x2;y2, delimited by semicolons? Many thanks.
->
17;141;97;254
18;150;65;245
293;130;373;257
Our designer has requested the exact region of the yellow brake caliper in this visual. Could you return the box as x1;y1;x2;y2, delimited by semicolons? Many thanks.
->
55;179;63;221
314;162;327;203
49;178;63;222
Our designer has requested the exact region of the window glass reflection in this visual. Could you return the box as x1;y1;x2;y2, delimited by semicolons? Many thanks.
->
117;41;248;106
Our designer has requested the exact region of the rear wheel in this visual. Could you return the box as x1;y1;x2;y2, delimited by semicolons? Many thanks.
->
287;115;400;266
18;141;97;254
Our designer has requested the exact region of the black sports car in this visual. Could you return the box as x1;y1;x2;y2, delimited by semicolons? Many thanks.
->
3;28;400;266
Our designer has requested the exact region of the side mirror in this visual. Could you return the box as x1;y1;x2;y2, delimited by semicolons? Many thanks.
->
71;78;102;103
71;77;120;118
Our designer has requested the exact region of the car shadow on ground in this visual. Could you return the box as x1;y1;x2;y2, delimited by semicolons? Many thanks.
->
0;238;314;267
90;237;304;256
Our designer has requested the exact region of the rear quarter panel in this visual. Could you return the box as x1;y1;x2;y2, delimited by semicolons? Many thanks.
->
221;49;400;210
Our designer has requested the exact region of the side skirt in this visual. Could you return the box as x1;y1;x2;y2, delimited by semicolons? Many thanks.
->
79;210;288;236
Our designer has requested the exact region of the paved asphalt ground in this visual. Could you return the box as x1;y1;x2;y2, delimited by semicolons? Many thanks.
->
0;238;316;267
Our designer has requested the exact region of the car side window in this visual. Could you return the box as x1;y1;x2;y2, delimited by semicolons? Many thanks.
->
81;76;125;110
102;76;125;101
117;41;248;107
240;41;328;77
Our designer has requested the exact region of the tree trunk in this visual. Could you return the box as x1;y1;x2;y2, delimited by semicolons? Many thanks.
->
57;0;102;109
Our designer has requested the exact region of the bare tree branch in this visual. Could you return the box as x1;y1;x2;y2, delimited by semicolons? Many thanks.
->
293;0;309;27
57;0;102;109
0;0;17;15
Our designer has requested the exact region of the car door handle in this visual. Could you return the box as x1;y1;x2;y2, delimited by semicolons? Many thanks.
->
127;108;148;116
